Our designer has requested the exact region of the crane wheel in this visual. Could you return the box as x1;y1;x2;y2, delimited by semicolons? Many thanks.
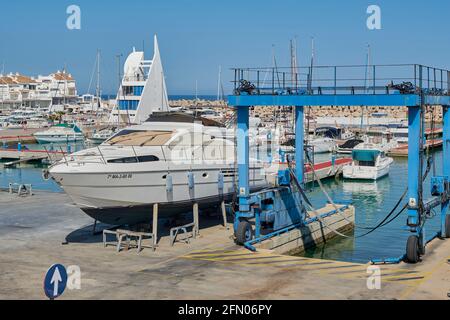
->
406;236;420;264
235;221;254;245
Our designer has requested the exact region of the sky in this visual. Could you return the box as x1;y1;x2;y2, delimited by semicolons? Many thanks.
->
0;0;449;95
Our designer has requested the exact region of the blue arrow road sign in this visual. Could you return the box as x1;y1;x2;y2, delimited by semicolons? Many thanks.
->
44;264;68;299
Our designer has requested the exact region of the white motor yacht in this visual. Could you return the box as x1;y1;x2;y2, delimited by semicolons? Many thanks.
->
49;114;269;225
87;127;118;144
34;123;84;143
343;143;394;180
307;137;336;154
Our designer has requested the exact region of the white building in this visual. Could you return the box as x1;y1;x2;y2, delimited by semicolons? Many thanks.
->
0;70;78;112
109;35;169;124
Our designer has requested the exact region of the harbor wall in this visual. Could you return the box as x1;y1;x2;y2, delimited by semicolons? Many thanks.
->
170;100;444;123
255;204;355;255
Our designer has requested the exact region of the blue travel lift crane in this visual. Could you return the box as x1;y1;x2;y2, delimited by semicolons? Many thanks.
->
228;64;450;264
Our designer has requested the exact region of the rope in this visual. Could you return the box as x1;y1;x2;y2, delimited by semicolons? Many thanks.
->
302;152;412;238
286;155;354;238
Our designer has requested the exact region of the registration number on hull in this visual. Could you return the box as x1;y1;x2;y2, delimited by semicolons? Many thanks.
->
107;173;133;179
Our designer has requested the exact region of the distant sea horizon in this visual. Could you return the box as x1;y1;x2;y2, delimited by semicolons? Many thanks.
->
101;94;220;101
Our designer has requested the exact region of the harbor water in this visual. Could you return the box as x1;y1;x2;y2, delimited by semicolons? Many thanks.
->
303;151;444;263
0;143;444;264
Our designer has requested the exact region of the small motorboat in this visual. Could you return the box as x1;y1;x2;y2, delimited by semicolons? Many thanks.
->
343;143;394;180
337;139;364;154
87;127;118;144
34;123;84;144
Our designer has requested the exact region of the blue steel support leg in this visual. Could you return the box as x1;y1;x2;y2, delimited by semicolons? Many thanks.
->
442;105;450;237
255;209;261;238
407;106;422;232
295;106;304;184
235;106;250;232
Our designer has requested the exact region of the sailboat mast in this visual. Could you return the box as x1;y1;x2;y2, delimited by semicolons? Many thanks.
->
290;39;298;131
361;44;371;129
308;37;315;94
217;65;222;101
96;50;101;111
195;80;198;102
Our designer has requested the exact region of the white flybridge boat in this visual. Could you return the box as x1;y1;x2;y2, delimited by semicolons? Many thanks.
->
34;123;84;143
343;143;394;181
50;35;269;225
109;35;169;125
49;114;269;225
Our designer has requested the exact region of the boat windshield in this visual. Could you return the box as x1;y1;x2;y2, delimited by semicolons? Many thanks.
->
105;130;174;147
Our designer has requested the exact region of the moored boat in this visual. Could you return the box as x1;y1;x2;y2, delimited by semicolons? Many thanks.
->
49;116;268;225
34;123;84;144
343;143;394;180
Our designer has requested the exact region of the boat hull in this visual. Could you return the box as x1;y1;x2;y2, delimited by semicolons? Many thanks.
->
81;193;238;225
50;162;267;225
309;139;336;154
35;135;84;144
343;159;393;181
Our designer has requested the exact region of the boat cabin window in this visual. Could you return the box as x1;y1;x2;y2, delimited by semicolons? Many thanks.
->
105;130;173;146
107;155;159;163
394;132;408;138
357;160;376;167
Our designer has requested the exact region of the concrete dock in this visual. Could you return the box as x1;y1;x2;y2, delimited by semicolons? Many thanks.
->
0;148;66;163
0;191;449;300
387;140;443;157
0;128;39;144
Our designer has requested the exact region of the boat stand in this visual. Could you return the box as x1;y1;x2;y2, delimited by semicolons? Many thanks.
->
8;183;33;197
169;202;200;246
103;229;155;253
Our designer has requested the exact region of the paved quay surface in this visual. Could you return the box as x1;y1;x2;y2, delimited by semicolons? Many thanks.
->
0;191;449;300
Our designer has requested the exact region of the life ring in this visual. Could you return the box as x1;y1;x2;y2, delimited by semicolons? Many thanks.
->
42;169;50;181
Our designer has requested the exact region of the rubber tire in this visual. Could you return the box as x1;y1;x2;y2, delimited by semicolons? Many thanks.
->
406;236;420;264
235;221;254;245
419;237;426;256
445;215;450;239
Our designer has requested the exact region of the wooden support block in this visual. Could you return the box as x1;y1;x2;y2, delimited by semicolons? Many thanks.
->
193;202;199;237
221;201;228;229
152;203;158;249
